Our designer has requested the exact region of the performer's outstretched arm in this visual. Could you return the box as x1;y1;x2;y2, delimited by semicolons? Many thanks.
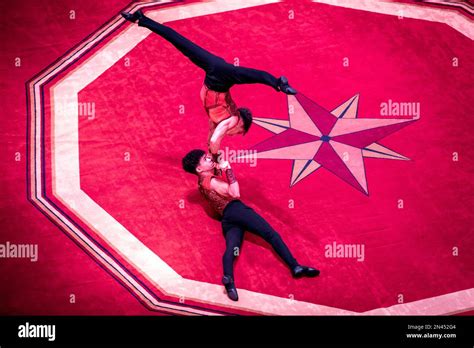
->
208;117;236;156
207;120;217;149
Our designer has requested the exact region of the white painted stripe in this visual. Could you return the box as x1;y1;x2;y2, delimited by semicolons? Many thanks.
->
312;0;474;39
363;288;474;315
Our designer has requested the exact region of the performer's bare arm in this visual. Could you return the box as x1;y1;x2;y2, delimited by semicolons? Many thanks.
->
208;116;238;156
207;119;217;148
209;161;240;199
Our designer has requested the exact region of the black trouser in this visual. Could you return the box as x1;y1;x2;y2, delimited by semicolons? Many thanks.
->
221;200;299;279
138;16;280;92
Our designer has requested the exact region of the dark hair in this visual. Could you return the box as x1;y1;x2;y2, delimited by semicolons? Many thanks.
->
182;149;205;174
238;107;253;134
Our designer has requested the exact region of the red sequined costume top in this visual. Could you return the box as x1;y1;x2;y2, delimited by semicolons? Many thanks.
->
199;84;239;126
198;171;237;217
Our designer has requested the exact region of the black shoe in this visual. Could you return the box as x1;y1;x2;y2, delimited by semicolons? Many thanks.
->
222;275;239;301
292;265;320;278
278;76;297;95
121;10;144;23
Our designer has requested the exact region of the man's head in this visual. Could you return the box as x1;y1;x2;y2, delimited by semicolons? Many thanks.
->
225;107;253;136
182;149;215;175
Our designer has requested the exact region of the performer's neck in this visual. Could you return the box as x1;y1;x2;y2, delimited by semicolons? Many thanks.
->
199;170;214;178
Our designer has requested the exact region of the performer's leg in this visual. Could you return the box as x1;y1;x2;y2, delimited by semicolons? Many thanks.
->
230;65;281;91
125;12;297;93
138;15;223;72
237;204;299;269
222;225;245;278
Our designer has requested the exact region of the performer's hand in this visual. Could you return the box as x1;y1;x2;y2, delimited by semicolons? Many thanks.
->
217;160;231;170
209;150;220;163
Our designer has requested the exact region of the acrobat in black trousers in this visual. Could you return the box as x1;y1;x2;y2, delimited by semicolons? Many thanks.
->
138;16;281;93
221;200;299;278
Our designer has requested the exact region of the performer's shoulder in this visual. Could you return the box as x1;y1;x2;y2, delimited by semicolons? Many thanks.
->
198;175;216;191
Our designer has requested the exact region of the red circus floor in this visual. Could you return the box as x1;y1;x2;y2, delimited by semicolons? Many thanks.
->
2;0;473;315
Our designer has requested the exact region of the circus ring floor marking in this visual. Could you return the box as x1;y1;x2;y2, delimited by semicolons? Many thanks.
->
27;0;474;315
